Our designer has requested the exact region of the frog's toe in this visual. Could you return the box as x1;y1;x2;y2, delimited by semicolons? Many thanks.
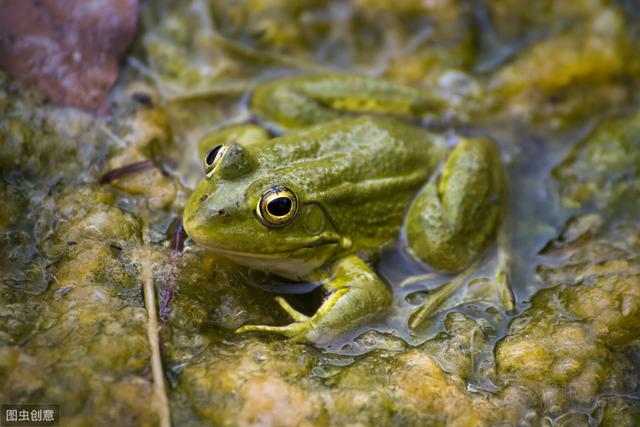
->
275;296;310;322
235;322;310;340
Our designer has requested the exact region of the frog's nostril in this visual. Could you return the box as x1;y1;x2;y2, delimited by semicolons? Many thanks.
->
217;209;229;217
200;194;208;202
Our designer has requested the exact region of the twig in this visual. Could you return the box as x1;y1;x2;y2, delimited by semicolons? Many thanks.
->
139;251;171;427
99;161;155;184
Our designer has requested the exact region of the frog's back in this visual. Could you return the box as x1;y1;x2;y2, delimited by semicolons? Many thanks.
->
254;117;448;254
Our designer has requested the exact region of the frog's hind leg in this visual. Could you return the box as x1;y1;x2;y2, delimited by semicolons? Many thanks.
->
403;136;506;272
250;73;443;130
404;136;515;328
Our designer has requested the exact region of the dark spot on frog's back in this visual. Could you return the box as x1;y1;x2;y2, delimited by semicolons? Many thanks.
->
200;194;208;202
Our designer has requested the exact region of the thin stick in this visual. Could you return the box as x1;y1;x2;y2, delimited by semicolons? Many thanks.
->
140;251;171;427
99;161;155;184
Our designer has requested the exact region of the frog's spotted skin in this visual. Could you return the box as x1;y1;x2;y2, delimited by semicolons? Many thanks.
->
183;73;507;344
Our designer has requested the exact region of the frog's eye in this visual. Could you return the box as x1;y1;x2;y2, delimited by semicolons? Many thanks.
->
204;145;227;177
257;187;299;228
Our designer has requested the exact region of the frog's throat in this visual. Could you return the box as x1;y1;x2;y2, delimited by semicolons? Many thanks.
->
197;232;350;257
205;246;316;259
206;245;335;279
200;235;351;279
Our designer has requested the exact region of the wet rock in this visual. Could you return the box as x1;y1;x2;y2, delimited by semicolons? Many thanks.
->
103;108;178;210
552;112;640;211
497;223;640;420
0;84;161;426
0;0;138;112
1;202;158;426
490;6;639;126
356;0;477;82
487;0;606;43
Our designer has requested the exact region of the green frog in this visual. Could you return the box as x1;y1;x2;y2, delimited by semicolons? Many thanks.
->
183;73;509;344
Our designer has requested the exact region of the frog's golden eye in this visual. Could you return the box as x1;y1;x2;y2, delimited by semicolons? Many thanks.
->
204;145;227;178
257;187;299;228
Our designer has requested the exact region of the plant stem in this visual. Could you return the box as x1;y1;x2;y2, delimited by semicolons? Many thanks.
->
140;250;171;427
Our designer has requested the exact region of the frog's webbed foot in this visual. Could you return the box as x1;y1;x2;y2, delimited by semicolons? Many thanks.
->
408;226;516;330
408;259;479;329
235;297;311;341
273;296;310;322
236;256;392;345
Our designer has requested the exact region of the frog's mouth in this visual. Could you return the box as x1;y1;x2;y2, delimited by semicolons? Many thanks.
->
200;238;344;280
208;246;314;259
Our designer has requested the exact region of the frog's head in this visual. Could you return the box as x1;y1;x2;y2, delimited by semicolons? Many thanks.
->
183;143;345;279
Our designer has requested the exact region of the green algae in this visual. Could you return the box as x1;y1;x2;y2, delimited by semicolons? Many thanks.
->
553;113;640;211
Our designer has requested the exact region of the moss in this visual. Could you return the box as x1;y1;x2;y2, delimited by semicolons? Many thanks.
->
490;7;639;126
488;0;607;42
360;0;477;82
601;397;640;427
496;223;640;417
0;83;162;426
553;113;640;211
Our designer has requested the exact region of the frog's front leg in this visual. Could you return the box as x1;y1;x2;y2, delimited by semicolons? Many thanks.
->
236;256;392;344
